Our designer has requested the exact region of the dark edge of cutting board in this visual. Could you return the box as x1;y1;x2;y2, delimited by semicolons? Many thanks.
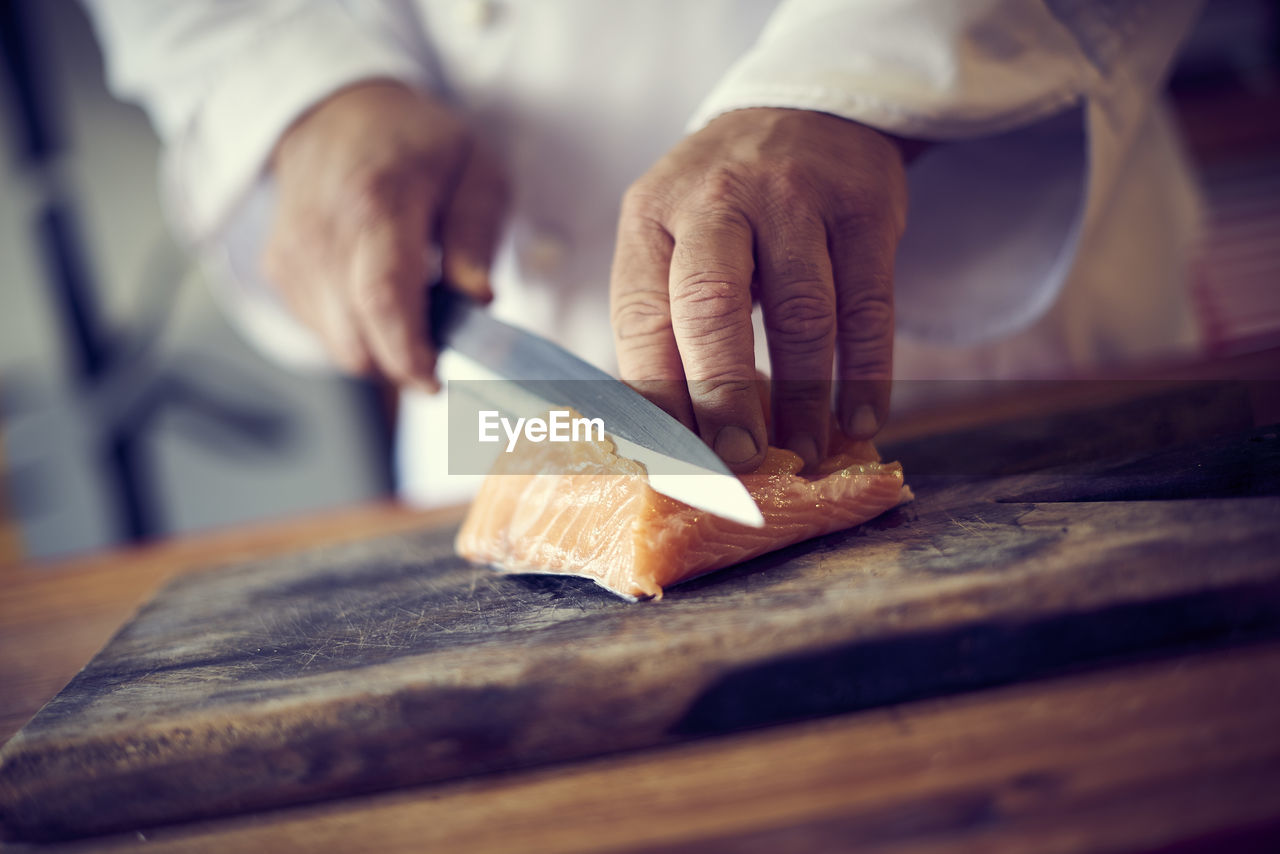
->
3;561;1279;843
0;394;1277;841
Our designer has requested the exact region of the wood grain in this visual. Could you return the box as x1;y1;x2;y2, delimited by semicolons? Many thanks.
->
2;367;1278;848
21;641;1280;854
0;503;460;744
2;413;1278;840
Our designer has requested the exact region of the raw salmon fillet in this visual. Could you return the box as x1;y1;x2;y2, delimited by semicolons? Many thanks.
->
456;419;912;600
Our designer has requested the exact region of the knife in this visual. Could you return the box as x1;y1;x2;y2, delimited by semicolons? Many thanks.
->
429;287;765;528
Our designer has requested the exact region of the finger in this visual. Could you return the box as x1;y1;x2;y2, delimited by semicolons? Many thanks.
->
610;203;696;429
831;221;896;440
347;198;439;391
262;225;373;375
314;281;376;375
440;143;509;303
756;213;836;468
668;209;766;472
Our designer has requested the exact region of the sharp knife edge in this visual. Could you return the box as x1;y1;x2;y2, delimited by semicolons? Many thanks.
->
432;289;765;527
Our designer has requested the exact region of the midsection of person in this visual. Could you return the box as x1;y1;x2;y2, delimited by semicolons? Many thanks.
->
417;0;781;373
396;0;781;504
81;0;1207;507
393;1;1200;505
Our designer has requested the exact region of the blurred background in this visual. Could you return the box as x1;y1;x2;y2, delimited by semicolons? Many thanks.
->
1;0;1278;563
0;0;394;562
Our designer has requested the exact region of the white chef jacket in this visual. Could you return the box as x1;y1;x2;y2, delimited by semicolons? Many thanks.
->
86;0;1206;506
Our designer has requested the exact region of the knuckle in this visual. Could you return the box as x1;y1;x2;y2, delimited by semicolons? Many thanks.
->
679;323;749;354
837;292;894;379
669;212;752;277
669;276;747;332
611;292;673;341
841;350;892;379
764;158;814;204
768;291;836;348
838;291;894;343
689;374;756;404
676;214;749;256
692;167;750;209
620;182;665;222
769;254;828;289
681;321;750;355
847;264;895;301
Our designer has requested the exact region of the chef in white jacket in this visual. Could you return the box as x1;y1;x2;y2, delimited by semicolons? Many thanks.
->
84;0;1206;505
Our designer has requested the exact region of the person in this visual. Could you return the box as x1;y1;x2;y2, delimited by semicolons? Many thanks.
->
84;0;1206;505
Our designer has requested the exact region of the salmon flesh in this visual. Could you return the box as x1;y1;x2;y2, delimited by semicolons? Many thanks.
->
456;417;912;600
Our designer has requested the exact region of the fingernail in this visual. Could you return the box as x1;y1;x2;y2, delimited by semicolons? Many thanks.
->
784;434;818;467
848;404;878;438
714;425;759;465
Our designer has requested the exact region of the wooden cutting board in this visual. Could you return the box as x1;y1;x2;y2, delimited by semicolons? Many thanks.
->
2;382;1279;841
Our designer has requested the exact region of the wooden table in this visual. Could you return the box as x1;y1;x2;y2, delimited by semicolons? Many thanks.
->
3;355;1280;853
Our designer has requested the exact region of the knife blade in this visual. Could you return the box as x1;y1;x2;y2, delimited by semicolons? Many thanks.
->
429;287;765;528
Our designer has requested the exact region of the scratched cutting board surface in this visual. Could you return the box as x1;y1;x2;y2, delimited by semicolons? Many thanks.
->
2;383;1280;841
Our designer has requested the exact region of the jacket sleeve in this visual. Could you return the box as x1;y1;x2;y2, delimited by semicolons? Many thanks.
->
690;0;1203;346
82;0;431;245
82;0;434;368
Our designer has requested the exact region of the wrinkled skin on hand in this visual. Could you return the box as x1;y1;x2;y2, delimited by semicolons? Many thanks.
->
610;107;909;472
264;81;508;391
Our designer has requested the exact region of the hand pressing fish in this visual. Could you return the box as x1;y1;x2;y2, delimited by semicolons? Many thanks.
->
456;411;912;600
